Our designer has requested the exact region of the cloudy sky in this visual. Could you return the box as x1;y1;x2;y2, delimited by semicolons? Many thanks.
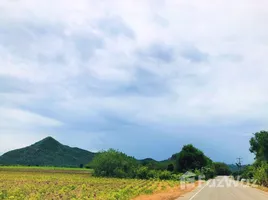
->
0;0;268;164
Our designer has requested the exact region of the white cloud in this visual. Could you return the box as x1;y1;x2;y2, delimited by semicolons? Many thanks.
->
0;0;268;160
0;107;62;128
0;131;49;154
0;0;267;123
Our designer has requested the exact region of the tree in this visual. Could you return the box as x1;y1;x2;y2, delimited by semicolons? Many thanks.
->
90;149;138;178
167;163;174;172
214;162;231;175
175;144;211;172
250;131;268;162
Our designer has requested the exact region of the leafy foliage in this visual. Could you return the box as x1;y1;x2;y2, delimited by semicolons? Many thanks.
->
175;144;212;172
236;130;268;187
91;149;138;178
253;162;268;187
214;162;231;176
138;158;174;171
90;150;181;180
250;130;268;162
91;145;215;180
167;163;175;172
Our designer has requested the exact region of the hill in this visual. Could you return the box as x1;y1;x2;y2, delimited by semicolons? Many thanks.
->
138;158;174;170
228;164;247;172
0;137;96;167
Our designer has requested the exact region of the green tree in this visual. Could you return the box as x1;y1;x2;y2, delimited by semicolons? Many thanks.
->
175;144;211;172
90;149;138;178
214;162;231;175
250;131;268;162
167;163;174;172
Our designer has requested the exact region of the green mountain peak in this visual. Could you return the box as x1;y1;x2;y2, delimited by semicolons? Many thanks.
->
0;137;96;167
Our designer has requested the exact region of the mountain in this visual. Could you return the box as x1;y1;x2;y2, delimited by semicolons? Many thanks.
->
0;137;96;167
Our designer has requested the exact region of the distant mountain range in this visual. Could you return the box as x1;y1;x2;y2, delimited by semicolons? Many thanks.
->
0;137;96;167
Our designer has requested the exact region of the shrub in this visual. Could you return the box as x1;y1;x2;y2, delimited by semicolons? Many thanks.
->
158;170;172;180
170;173;182;181
147;169;159;179
136;166;150;179
253;162;268;187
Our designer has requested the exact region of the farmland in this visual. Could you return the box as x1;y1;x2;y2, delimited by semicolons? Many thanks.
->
0;168;182;200
0;166;92;174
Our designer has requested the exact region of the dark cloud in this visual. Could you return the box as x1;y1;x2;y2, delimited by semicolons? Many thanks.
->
181;46;209;63
0;75;30;94
73;34;104;61
137;43;175;63
0;23;35;58
114;68;169;97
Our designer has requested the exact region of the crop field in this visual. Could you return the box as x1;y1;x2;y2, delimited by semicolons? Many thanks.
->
0;166;93;174
0;169;180;200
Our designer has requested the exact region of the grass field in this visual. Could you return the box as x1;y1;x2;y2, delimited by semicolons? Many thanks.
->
0;166;93;174
0;167;180;200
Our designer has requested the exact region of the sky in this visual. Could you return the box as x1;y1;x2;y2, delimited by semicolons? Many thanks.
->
0;0;268;164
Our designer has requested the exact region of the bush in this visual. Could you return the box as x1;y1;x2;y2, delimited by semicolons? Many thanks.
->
241;165;254;179
135;167;173;180
201;167;216;180
170;173;182;181
253;162;268;187
136;166;150;179
147;169;159;179
159;170;172;180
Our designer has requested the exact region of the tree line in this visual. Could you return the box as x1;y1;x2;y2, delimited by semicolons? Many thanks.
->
87;131;267;184
87;144;231;180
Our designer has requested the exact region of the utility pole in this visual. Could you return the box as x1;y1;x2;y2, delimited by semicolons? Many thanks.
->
236;157;242;175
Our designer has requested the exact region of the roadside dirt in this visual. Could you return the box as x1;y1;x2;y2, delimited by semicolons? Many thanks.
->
258;186;268;193
132;182;199;200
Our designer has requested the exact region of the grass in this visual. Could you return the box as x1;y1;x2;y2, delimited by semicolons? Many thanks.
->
0;166;93;174
0;167;179;200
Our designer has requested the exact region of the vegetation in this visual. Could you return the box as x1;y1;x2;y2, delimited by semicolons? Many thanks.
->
234;131;268;187
214;162;231;176
0;166;93;174
89;144;216;181
90;149;138;178
174;144;212;173
138;158;173;171
0;170;181;200
1;127;268;200
0;137;96;167
228;164;246;172
253;162;268;187
250;131;268;162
